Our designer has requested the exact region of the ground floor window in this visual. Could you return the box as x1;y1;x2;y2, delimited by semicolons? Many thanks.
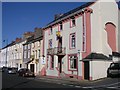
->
68;54;77;70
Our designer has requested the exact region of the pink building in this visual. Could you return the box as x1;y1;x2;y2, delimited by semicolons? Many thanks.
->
43;1;119;80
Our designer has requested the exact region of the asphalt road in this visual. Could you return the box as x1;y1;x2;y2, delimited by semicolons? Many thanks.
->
2;72;75;89
1;71;120;90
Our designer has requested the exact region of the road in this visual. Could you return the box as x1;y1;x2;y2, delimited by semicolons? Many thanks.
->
1;71;120;90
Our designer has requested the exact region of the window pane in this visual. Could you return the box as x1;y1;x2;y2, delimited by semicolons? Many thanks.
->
71;34;75;48
49;39;52;48
69;56;77;69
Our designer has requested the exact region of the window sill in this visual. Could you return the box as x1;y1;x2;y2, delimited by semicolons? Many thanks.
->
68;69;77;71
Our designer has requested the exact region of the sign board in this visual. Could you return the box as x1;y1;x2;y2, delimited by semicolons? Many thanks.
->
41;57;46;65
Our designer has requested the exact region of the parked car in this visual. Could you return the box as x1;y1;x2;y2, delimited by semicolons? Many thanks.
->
18;68;35;77
0;68;2;72
7;67;17;74
107;62;120;77
2;67;8;72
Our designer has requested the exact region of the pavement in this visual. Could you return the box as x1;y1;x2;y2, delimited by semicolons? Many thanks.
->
36;75;91;85
35;75;120;89
2;71;120;89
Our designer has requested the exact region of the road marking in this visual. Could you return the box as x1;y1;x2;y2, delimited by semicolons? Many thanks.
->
75;86;81;88
62;84;67;85
107;87;118;89
82;87;93;88
68;85;74;87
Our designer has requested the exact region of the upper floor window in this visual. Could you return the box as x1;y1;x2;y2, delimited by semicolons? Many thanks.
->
28;50;30;58
32;43;35;48
20;44;22;48
70;33;76;49
70;17;76;28
72;19;76;26
38;41;40;47
28;44;30;49
38;49;40;57
49;39;52;48
24;51;27;59
35;50;37;59
24;45;27;50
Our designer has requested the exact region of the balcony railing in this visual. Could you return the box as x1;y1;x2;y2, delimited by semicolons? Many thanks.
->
47;48;54;55
47;47;66;55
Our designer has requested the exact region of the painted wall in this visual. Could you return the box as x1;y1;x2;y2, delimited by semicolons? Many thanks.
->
44;15;83;77
118;10;120;52
90;60;112;80
0;48;7;67
90;0;118;56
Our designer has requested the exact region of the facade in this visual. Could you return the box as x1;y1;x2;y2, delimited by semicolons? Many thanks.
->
7;41;16;68
23;28;44;75
0;0;119;81
28;28;44;75
43;1;119;80
0;49;1;67
0;48;7;67
23;36;33;68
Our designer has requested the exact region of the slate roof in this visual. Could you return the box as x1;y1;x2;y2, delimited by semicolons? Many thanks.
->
44;2;95;29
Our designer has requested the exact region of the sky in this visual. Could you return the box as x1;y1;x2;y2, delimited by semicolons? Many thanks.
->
0;2;2;48
2;2;86;47
2;1;120;48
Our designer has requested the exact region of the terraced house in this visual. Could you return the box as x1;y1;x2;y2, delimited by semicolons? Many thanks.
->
0;0;119;81
23;28;44;75
43;0;120;80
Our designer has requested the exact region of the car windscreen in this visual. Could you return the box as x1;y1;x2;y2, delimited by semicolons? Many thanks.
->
110;63;120;69
8;68;12;70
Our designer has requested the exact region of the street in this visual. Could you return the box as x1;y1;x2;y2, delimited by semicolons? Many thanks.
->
1;71;120;90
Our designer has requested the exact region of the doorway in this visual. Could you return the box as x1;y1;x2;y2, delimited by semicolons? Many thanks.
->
30;64;34;73
84;61;89;80
58;57;62;73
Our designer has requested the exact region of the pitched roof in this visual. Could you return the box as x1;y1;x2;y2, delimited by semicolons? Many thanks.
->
112;52;120;57
83;53;111;60
44;2;95;29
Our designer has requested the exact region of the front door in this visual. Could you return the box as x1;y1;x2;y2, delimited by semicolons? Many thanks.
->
84;61;89;80
58;57;62;73
30;64;34;73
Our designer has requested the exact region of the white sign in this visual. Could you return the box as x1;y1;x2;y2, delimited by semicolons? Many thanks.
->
41;57;46;65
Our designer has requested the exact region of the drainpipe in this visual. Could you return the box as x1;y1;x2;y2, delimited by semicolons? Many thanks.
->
77;50;80;79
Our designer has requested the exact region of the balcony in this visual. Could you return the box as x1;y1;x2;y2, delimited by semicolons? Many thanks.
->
47;48;54;55
47;47;66;55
